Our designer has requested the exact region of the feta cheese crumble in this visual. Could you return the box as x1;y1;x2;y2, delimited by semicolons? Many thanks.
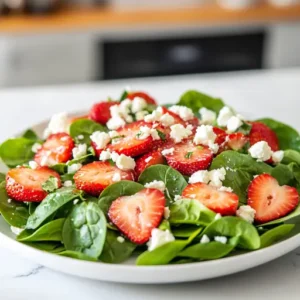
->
63;180;73;187
115;154;136;171
199;108;216;125
248;141;272;162
193;125;216;146
31;143;42;153
72;144;87;159
117;236;125;243
160;113;175;126
218;186;233;193
189;170;210;184
169;105;194;121
136;126;160;141
236;205;256;223
147;229;175;252
131;97;147;113
226;116;243;133
164;207;170;219
214;236;227;244
99;149;112;161
112;172;121;182
162;147;175;156
200;234;210;244
144;180;166;192
68;163;82;174
107;116;126;130
28;161;39;170
170;124;193;143
90;131;111;150
144;106;163;123
209;168;226;188
135;110;149;121
217;106;234;127
272;150;284;164
43;112;69;139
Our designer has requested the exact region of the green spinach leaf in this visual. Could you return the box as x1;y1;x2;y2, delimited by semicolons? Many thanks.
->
17;218;65;242
22;129;39;141
98;181;144;214
42;176;59;193
0;173;6;182
63;201;107;259
26;187;83;230
59;250;97;261
0;138;35;168
202;216;260;250
260;224;295;248
172;225;202;238
138;165;187;204
283;150;300;165
257;118;300;151
99;230;136;263
24;241;65;253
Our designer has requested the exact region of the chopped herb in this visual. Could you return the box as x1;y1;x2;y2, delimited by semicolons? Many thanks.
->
136;132;142;139
108;159;115;166
111;135;125;140
157;130;166;141
42;176;59;193
185;152;193;159
120;90;129;102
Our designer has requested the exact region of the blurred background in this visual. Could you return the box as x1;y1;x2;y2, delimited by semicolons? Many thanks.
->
0;0;299;87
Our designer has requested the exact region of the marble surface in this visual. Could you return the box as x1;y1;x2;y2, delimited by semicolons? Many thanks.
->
1;68;300;299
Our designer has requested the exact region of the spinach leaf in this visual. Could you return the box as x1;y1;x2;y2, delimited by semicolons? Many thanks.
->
260;224;295;248
59;250;97;261
0;173;6;182
178;90;225;114
202;216;260;250
99;230;136;263
99;181;144;214
24;241;65;253
51;163;67;174
22;129;39;141
26;187;83;230
119;90;129;101
42;176;59;193
0;182;29;228
159;220;171;231
257;118;300;151
63;202;107;259
136;228;202;266
179;236;239;260
210;151;272;204
138;165;188;204
283;150;300;165
169;199;216;226
69;119;107;144
17;218;65;242
172;226;202;238
271;164;295;186
28;202;39;215
0;138;35;168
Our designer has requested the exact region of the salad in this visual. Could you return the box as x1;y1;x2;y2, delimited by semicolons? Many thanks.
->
0;89;300;266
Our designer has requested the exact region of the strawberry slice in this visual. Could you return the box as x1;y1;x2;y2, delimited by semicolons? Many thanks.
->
227;132;249;151
6;167;61;202
163;139;213;176
108;188;166;244
89;101;119;125
74;161;135;196
213;127;227;146
248;174;299;223
35;133;74;166
135;150;165;178
182;183;239;215
107;121;156;157
249;122;279;151
127;91;157;105
161;107;186;126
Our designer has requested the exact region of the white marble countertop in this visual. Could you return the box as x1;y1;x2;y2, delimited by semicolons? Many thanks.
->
1;68;300;299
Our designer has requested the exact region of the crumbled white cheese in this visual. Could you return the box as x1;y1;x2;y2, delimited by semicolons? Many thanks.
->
77;135;84;140
214;213;222;220
107;116;126;130
169;105;194;121
236;205;256;223
147;229;175;252
135;110;149;121
200;234;210;244
199;108;216;125
144;180;166;192
40;151;54;167
43;112;69;139
31;143;42;153
209;168;226;188
160;113;175;127
117;236;125;243
214;236;227;244
11;226;24;235
63;180;73;187
189;170;210;184
227;116;243;133
164;207;170;219
145;156;153;163
72;144;87;159
68;163;82;174
90;132;111;149
272;150;284;164
170;124;193;143
193;125;216;146
208;141;219;154
144;106;164;123
219;186;233;193
108;130;119;139
136;126;160;141
115;154;136;170
28;161;39;170
248;141;272;162
162;148;175;156
110;152;119;162
217;106;234;127
112;172;121;182
131;97;147;113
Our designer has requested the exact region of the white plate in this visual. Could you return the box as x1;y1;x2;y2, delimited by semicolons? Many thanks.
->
1;118;300;284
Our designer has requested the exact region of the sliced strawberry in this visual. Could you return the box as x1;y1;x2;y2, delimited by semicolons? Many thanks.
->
213;127;227;146
108;188;166;244
74;161;135;196
182;183;239;215
107;121;155;157
35;133;74;166
161;107;186;126
127;91;157;105
249;122;279;151
69;114;89;124
135;151;165;178
6;167;61;202
227;132;249;151
248;174;299;223
163;139;213;176
89;101;119;125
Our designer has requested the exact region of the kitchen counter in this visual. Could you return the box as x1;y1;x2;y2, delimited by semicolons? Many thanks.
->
0;68;300;299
